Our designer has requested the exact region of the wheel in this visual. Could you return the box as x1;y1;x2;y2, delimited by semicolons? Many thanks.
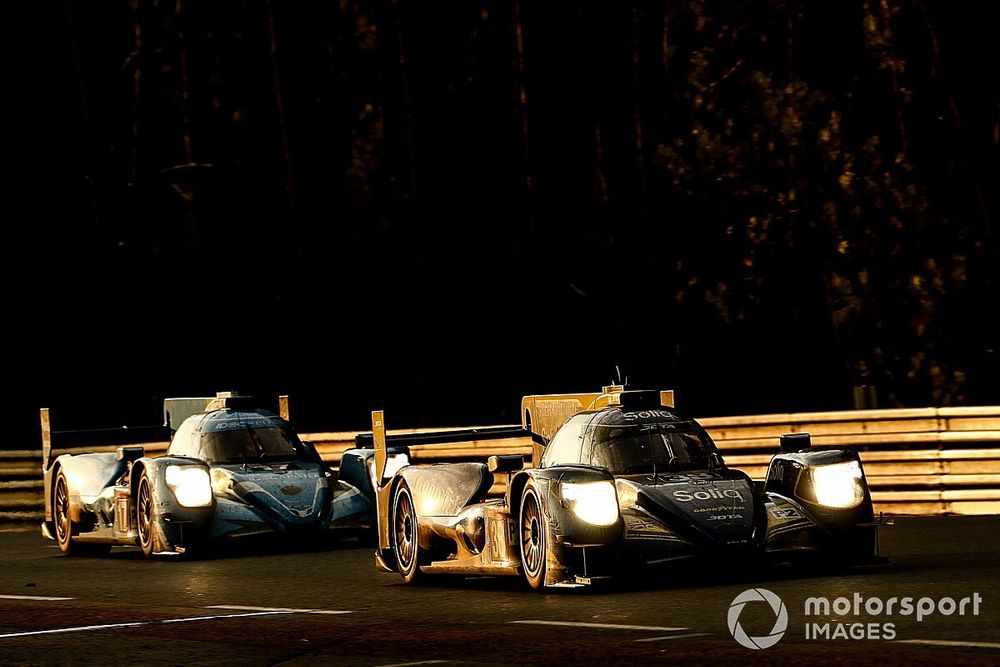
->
392;480;424;584
136;470;159;558
53;471;76;555
53;471;109;557
520;482;547;591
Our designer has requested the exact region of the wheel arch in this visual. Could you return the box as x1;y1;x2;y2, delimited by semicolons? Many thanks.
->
390;471;436;554
50;454;114;525
385;472;405;529
507;469;535;522
129;459;148;496
396;463;490;519
44;460;64;523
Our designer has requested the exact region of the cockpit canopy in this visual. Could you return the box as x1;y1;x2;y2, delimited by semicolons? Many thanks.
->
541;407;718;474
168;410;308;465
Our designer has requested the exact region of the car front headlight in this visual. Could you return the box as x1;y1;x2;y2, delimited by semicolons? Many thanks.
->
165;465;213;508
561;480;619;526
811;460;865;508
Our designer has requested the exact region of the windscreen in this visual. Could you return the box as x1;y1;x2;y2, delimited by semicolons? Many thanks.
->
199;424;304;464
586;421;713;474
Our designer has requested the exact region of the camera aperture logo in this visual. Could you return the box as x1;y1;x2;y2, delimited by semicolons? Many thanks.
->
728;588;788;649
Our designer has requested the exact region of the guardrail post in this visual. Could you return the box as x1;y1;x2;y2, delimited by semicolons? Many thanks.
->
852;385;878;409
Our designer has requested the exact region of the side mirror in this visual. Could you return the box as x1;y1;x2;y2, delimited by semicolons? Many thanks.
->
301;440;323;464
116;446;145;462
779;432;811;453
488;454;524;473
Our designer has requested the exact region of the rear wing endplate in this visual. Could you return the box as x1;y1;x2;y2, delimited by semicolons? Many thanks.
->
372;411;390;550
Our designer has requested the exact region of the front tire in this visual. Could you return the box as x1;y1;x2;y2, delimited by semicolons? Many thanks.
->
53;472;77;555
53;471;109;557
392;481;423;584
136;470;159;558
520;482;547;590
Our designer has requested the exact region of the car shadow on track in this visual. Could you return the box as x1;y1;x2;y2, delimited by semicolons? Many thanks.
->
68;534;374;562
377;558;902;595
608;557;902;593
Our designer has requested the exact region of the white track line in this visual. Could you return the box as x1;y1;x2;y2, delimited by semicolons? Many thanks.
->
898;639;1000;650
0;622;149;639
509;620;688;632
0;610;289;639
635;632;711;642
0;595;74;602
373;661;448;667
205;604;352;615
162;611;290;624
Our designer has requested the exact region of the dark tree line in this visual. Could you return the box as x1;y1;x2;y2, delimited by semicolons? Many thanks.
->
13;0;999;442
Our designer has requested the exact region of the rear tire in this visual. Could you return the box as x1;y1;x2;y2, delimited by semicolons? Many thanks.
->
392;481;424;584
53;471;110;557
520;482;547;591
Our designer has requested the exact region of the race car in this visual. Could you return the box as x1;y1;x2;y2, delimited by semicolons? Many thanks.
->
369;386;884;589
40;392;407;557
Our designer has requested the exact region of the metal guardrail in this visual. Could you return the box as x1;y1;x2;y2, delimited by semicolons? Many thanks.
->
0;450;46;529
699;406;1000;516
3;407;999;529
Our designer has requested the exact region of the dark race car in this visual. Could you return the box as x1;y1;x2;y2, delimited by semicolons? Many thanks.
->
41;393;407;557
368;386;886;589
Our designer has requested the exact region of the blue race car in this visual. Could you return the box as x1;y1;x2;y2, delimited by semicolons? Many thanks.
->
41;393;407;557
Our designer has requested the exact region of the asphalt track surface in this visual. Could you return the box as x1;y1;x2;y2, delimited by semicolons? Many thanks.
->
0;516;998;666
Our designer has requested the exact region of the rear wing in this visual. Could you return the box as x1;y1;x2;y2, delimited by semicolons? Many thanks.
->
40;395;216;471
162;397;215;432
162;392;292;431
41;392;292;471
39;409;169;472
355;425;527;449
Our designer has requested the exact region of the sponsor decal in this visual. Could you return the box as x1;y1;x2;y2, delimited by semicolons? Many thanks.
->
673;488;744;502
693;505;732;513
768;507;801;519
623;409;675;421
